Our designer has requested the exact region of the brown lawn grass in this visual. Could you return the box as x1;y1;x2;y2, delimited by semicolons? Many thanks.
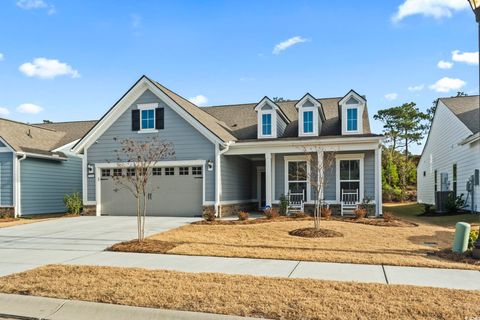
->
0;213;79;229
110;218;480;270
0;265;479;320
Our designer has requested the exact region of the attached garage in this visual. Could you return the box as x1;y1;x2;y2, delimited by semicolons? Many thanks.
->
98;164;204;217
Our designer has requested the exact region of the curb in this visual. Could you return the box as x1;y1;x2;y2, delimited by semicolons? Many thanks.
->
0;293;262;320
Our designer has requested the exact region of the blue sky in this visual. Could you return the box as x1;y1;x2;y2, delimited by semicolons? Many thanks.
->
0;0;478;154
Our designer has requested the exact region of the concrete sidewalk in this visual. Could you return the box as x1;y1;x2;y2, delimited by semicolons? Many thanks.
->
63;251;480;291
0;293;260;320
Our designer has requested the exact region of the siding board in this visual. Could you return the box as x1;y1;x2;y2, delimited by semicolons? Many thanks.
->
0;152;13;206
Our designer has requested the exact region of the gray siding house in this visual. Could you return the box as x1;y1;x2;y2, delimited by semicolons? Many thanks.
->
0;119;96;217
73;76;383;217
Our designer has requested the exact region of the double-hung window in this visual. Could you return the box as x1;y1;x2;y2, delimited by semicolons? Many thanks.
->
303;111;313;133
262;114;272;136
339;160;360;192
141;109;155;130
346;108;358;131
287;161;308;197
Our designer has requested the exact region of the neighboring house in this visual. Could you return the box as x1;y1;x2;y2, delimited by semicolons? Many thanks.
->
417;96;480;212
73;76;383;217
0;119;96;217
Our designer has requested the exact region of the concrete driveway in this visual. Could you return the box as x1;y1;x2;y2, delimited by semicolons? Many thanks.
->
0;216;197;277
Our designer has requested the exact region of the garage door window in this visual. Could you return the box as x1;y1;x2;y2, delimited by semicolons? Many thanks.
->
101;169;110;177
153;167;162;175
179;167;189;175
192;166;202;175
113;168;122;177
126;168;135;176
165;167;174;175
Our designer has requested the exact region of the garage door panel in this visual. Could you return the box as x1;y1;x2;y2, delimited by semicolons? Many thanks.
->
100;167;203;217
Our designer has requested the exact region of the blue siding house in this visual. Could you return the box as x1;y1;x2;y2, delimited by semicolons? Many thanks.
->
0;119;96;217
73;76;383;217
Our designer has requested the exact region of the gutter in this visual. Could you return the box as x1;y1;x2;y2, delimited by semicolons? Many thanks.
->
459;132;480;146
231;136;383;148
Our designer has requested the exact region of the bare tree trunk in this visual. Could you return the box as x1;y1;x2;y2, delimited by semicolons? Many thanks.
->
142;192;147;241
136;196;141;242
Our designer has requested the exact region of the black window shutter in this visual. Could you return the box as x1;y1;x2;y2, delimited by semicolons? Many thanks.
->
156;108;164;130
131;109;140;131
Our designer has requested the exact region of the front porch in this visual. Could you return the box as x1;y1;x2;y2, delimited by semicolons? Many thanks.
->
216;140;382;217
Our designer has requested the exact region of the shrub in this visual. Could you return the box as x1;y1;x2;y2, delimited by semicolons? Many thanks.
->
238;211;249;221
423;203;432;214
203;208;216;221
383;211;395;222
292;211;309;218
468;229;479;250
320;207;332;220
264;207;279;220
279;194;289;216
445;193;465;213
63;192;82;214
354;207;367;220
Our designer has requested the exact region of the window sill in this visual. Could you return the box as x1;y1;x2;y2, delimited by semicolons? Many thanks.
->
138;129;159;134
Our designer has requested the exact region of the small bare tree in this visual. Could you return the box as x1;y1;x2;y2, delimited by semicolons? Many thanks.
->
111;137;174;241
302;146;336;230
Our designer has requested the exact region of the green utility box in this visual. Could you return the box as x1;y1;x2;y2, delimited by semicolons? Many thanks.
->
452;222;471;253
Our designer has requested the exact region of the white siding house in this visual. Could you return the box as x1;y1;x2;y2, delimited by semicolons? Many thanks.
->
417;96;480;212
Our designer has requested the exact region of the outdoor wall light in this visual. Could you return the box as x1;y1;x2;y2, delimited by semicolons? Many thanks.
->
207;160;213;171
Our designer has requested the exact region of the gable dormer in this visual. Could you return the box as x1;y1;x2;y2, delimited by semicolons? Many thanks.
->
338;90;366;135
254;97;289;139
295;93;325;137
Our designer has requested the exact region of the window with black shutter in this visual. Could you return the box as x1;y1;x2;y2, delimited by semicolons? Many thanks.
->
131;109;140;131
155;108;164;130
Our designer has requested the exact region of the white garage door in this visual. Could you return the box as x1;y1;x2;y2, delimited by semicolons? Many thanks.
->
100;165;203;217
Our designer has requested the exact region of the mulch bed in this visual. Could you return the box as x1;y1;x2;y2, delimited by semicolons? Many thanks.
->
331;217;418;227
108;239;178;254
0;218;17;223
192;216;312;225
432;249;480;266
289;228;343;238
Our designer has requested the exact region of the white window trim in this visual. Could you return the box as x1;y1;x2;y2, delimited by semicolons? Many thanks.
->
299;108;318;136
345;106;360;133
258;109;276;138
284;155;311;202
335;153;364;202
138;103;158;133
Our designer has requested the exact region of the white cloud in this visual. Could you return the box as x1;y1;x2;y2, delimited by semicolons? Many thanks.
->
17;103;43;114
19;58;80;79
392;0;468;23
16;0;55;14
429;77;466;92
0;53;4;61
408;84;425;91
384;93;398;100
273;36;308;55
188;95;208;106
451;50;479;65
0;107;10;117
437;60;453;69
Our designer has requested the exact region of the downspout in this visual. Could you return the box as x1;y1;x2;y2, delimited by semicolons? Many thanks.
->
15;152;26;217
214;141;233;217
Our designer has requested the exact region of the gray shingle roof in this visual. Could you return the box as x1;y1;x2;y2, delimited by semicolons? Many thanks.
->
203;97;372;140
440;95;479;134
0;118;97;156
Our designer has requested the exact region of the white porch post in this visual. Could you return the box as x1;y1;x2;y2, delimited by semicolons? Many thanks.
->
214;143;221;216
265;152;272;207
375;146;383;216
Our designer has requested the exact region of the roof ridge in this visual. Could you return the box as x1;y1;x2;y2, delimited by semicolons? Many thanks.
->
204;96;344;109
34;119;98;125
0;117;58;132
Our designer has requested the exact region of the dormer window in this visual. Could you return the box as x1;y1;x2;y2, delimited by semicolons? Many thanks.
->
346;107;358;132
254;97;288;139
262;113;272;135
295;93;324;137
339;90;365;135
303;111;314;133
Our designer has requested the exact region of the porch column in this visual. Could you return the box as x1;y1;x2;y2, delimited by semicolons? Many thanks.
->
265;152;272;207
317;150;324;202
375;146;383;216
